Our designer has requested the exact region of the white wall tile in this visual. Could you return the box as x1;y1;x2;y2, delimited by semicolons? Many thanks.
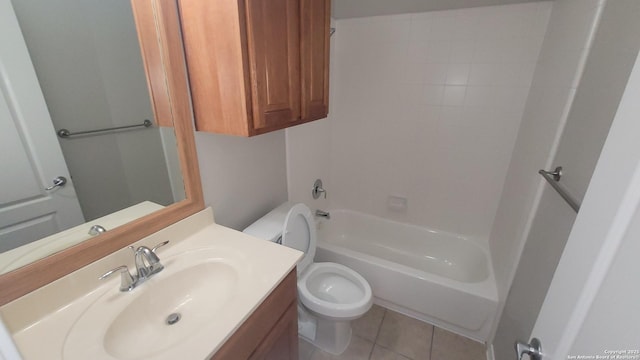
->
423;63;448;84
442;85;466;106
445;63;471;85
287;3;551;240
424;41;452;63
449;40;476;63
423;85;445;105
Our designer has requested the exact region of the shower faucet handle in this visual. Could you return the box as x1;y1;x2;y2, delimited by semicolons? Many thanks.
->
312;179;327;199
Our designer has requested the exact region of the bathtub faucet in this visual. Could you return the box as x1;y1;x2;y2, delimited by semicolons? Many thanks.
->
315;209;330;219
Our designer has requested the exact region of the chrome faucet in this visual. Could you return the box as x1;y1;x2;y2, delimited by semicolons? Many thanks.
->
134;245;165;279
315;209;330;219
99;240;169;291
88;224;107;236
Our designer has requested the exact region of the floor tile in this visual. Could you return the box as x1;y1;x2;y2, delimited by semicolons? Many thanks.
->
370;345;412;360
299;337;316;360
309;335;374;360
352;304;386;342
430;327;486;360
376;311;433;360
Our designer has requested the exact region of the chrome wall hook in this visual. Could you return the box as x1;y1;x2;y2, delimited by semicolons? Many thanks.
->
538;166;580;212
540;166;562;181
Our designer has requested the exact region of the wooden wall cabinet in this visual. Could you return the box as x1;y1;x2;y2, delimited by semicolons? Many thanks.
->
211;270;298;360
179;0;330;137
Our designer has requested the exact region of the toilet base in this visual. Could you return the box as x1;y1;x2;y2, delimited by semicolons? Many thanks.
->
298;305;353;355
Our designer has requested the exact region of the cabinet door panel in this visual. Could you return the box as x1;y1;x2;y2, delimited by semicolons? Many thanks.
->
301;0;330;120
249;304;298;360
179;0;252;135
245;0;301;132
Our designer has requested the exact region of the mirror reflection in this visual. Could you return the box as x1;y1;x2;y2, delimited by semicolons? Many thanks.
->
0;0;185;274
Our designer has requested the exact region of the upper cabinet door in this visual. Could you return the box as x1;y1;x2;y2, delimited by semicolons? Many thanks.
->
245;0;301;132
179;0;329;137
301;0;330;121
179;0;254;136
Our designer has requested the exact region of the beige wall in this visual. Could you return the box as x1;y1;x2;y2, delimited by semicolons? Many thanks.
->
568;54;640;357
195;131;288;231
489;0;603;302
492;0;640;358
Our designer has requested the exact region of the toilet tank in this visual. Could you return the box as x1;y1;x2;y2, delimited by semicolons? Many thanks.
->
243;202;296;243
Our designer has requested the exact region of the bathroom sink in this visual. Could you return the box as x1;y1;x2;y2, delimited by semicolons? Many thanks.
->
63;247;250;359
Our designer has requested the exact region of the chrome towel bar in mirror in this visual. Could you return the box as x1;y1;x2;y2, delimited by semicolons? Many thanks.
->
57;119;152;138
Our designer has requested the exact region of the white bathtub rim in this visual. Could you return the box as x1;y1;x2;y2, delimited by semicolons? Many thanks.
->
317;240;498;302
320;208;492;250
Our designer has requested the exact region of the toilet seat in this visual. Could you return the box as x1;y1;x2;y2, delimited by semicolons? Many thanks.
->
298;262;373;321
282;203;316;273
281;204;372;320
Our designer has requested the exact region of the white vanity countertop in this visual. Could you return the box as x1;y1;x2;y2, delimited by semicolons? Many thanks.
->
1;208;302;360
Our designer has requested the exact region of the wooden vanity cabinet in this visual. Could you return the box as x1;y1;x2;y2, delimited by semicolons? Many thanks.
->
211;269;298;360
178;0;330;137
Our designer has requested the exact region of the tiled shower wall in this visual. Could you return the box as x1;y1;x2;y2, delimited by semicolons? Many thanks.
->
287;2;551;240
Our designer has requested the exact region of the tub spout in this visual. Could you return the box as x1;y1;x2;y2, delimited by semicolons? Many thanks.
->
315;209;330;219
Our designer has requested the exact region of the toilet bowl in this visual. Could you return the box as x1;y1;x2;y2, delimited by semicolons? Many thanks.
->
298;262;372;321
244;202;373;355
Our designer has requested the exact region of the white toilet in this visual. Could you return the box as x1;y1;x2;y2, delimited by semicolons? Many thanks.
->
244;202;373;355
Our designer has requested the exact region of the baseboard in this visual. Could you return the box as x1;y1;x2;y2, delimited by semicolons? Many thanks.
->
486;343;496;360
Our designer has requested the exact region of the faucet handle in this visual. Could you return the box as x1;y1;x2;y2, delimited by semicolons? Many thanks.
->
312;179;327;199
152;240;169;253
135;241;168;277
99;265;135;292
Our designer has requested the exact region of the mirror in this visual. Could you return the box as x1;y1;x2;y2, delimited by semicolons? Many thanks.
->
0;0;204;305
0;0;186;275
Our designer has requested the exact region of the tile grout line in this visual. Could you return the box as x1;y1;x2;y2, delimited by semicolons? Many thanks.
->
307;344;315;360
428;325;435;360
301;337;315;360
369;307;388;359
374;307;387;343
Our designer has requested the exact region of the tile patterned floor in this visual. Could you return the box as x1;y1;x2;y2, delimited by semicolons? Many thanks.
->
298;305;486;360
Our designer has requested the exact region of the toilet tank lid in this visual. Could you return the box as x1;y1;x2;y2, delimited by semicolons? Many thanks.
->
242;202;296;242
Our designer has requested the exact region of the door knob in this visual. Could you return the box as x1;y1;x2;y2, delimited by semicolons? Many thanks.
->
515;338;543;360
45;176;67;191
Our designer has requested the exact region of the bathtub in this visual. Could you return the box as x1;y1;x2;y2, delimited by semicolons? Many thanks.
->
314;209;498;342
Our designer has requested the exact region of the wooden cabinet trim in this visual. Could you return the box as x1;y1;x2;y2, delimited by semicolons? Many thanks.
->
301;0;330;121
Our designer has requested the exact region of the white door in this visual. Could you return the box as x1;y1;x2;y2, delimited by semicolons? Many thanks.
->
0;0;84;253
520;49;640;360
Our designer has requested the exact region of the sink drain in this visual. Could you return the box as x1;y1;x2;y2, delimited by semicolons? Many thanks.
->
166;313;181;325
